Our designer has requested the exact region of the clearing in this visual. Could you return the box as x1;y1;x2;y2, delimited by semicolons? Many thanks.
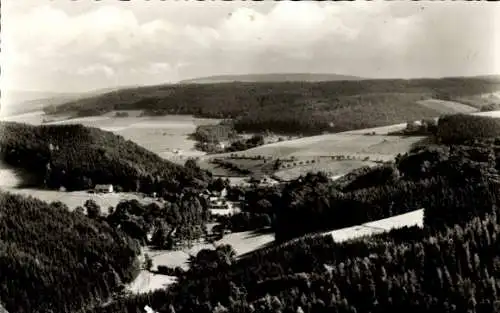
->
326;209;424;243
204;134;425;161
274;160;375;182
416;99;478;114
127;230;274;294
2;188;160;214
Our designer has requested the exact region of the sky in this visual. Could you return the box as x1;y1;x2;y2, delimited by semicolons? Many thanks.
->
1;1;499;93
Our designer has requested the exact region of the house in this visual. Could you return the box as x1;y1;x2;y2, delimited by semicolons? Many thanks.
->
94;184;114;193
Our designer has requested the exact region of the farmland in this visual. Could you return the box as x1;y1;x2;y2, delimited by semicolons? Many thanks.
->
273;159;376;181
204;133;426;160
198;132;426;181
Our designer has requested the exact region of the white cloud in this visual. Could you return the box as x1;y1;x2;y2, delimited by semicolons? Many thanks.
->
76;64;115;78
1;1;499;94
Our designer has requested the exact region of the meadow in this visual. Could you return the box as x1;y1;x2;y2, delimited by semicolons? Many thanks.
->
416;98;478;114
3;188;160;214
274;159;376;181
204;133;426;161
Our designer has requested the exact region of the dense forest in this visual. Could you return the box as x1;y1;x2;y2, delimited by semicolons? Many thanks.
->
0;192;140;313
437;114;500;144
45;76;500;135
0;122;211;195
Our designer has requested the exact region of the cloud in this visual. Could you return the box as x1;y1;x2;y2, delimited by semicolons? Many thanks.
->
76;64;115;78
1;1;499;94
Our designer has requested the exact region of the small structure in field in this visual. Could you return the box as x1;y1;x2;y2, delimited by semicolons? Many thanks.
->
94;184;114;193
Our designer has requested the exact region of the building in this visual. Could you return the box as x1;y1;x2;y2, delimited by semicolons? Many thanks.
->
94;184;114;193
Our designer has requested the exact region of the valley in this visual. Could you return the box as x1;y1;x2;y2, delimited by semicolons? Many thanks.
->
2;78;500;312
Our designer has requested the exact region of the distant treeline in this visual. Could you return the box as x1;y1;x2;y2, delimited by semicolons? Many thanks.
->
0;122;212;196
45;77;500;135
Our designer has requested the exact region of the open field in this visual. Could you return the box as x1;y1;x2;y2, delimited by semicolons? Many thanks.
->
45;113;221;159
0;110;47;125
326;209;424;242
454;92;500;109
126;271;177;294
0;166;24;188
2;188;161;213
205;134;425;160
416;99;478;114
472;110;500;118
274;160;376;181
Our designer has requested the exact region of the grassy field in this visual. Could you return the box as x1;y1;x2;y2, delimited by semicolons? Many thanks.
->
416;99;478;114
274;160;376;181
206;134;425;160
2;188;160;214
472;110;500;118
126;271;177;295
454;92;500;109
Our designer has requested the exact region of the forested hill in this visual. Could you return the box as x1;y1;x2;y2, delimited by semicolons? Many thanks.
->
0;191;141;313
0;122;211;194
45;76;500;135
179;73;363;84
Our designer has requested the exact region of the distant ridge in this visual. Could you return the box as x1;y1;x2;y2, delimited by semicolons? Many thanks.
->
179;73;364;84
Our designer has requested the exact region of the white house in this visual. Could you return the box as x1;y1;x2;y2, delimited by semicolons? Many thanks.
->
94;184;114;193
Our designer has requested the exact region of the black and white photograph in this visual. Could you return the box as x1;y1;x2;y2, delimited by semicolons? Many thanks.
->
1;1;500;312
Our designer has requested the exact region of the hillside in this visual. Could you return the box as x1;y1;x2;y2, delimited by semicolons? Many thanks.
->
0;122;211;194
0;191;140;313
179;73;363;84
45;76;500;135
